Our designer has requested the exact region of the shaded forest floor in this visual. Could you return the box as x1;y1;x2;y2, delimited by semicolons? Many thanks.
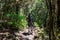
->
0;28;39;40
0;27;44;40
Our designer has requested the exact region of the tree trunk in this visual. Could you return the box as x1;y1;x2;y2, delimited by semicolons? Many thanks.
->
57;0;60;29
57;0;60;40
47;0;57;40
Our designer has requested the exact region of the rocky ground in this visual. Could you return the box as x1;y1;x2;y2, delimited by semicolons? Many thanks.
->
0;27;40;40
0;27;49;40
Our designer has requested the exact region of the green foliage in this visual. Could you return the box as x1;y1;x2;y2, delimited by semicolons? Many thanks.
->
1;0;48;30
24;0;48;27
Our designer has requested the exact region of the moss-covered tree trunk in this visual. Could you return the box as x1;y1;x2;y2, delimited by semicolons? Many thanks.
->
47;0;57;40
